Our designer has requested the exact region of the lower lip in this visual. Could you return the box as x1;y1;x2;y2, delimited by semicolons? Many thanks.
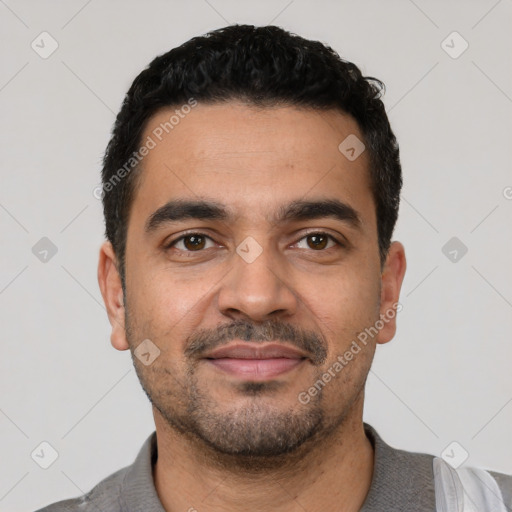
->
207;358;305;379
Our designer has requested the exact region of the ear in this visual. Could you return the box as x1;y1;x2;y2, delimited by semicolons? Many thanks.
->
97;241;129;351
376;241;406;345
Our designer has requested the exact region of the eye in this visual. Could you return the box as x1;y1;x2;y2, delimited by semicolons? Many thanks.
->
295;232;341;251
167;233;216;252
165;231;343;254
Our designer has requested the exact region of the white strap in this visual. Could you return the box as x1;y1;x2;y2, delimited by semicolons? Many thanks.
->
433;457;508;512
434;458;464;512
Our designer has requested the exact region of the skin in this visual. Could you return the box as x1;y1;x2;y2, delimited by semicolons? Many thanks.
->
98;101;406;512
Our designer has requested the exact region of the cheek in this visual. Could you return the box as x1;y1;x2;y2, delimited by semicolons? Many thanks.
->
306;265;380;334
305;284;380;389
126;268;216;345
312;279;379;398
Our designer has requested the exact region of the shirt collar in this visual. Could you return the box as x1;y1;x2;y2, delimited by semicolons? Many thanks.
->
120;422;435;511
120;430;166;512
360;422;435;511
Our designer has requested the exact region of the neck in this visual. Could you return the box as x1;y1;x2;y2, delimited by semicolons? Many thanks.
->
153;400;374;512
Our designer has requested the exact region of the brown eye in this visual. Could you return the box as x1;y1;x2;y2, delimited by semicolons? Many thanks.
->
183;235;206;250
295;232;341;251
306;233;328;250
167;233;215;252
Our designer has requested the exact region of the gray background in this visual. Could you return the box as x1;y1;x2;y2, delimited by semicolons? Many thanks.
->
1;1;511;510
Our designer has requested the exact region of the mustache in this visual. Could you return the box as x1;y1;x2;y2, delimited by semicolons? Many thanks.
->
184;319;328;366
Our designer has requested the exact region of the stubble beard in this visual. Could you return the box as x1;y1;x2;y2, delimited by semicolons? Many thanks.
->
133;359;335;469
125;307;362;470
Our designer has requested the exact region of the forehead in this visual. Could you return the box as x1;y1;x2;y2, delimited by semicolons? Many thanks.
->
129;101;375;231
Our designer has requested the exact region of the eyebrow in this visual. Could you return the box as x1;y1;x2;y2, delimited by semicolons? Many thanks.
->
145;198;362;233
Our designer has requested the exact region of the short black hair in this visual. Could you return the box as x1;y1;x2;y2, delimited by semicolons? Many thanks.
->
101;24;402;286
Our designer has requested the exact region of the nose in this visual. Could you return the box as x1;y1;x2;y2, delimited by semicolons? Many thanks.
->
217;239;298;323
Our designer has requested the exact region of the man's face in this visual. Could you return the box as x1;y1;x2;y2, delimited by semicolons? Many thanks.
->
103;101;403;459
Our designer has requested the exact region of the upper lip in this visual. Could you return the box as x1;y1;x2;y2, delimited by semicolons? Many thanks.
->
204;342;308;360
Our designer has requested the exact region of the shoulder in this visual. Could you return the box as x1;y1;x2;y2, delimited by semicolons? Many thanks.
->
489;469;512;508
33;464;129;512
361;423;437;510
33;432;158;512
362;423;512;510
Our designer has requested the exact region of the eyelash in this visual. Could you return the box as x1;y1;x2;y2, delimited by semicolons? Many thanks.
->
165;231;345;252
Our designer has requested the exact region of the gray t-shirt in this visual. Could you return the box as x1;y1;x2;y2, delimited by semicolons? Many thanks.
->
35;422;512;511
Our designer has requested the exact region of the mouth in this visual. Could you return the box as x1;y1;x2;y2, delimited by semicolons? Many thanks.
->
203;342;308;380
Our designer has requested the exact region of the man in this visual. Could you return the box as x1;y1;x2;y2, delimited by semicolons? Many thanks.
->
37;24;511;512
